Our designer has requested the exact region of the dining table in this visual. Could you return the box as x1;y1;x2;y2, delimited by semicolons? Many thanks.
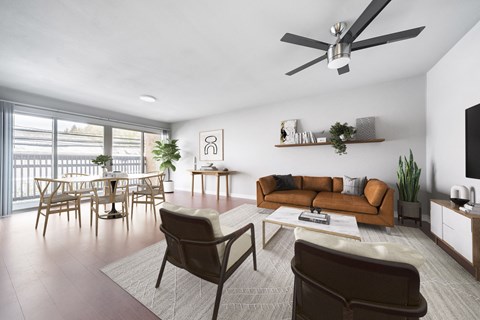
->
54;172;160;219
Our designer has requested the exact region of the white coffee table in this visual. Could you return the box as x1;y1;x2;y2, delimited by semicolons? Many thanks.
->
262;206;361;248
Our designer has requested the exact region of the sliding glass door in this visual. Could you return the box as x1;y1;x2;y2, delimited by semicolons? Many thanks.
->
112;128;142;173
57;120;104;176
10;110;168;210
13;114;53;206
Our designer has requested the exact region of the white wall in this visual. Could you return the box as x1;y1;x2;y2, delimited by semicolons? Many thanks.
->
172;75;427;207
426;20;480;201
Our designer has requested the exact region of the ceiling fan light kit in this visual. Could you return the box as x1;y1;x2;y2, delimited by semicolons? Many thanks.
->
327;42;351;69
280;0;425;76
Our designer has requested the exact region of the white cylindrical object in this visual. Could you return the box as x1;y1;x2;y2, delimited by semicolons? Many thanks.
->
450;185;469;199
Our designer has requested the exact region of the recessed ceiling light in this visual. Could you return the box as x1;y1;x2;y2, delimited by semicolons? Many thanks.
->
139;95;156;103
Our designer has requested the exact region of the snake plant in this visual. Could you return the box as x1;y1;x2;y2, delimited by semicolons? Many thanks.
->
396;149;421;202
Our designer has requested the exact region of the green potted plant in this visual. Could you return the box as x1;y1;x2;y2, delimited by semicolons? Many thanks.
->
396;149;422;225
91;154;112;176
152;139;181;193
329;122;356;155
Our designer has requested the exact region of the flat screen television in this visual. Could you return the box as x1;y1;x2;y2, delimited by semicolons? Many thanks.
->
466;103;480;178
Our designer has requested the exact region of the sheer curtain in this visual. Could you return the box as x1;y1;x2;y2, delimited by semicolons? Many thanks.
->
0;101;13;216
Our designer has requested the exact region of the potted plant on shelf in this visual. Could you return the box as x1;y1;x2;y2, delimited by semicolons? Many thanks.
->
152;139;181;193
396;149;422;225
91;154;112;176
329;122;356;155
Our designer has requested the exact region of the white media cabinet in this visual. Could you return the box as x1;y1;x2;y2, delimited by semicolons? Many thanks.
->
430;199;480;280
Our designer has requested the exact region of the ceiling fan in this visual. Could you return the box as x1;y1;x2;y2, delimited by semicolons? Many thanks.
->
281;0;425;76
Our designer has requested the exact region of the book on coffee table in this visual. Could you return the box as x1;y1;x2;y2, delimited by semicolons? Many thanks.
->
299;211;330;225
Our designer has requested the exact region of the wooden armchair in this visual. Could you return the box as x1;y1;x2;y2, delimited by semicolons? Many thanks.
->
292;239;428;320
34;178;81;236
156;205;257;320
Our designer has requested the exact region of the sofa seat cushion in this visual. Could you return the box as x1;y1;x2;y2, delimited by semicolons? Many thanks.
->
265;190;317;207
313;192;378;215
294;227;425;268
221;225;252;270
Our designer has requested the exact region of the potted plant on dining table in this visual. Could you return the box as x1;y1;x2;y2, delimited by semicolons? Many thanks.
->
91;154;113;177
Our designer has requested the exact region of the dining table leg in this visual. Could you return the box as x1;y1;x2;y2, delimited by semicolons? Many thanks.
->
107;180;122;219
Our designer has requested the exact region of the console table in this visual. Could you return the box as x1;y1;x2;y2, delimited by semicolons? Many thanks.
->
430;199;480;280
189;170;235;200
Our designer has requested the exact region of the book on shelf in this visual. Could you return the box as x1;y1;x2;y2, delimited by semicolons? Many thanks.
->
298;211;330;225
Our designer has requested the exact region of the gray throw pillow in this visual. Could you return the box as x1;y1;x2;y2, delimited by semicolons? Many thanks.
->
342;175;367;195
273;174;296;191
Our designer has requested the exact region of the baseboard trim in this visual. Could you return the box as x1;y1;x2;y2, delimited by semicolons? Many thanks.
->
174;187;255;200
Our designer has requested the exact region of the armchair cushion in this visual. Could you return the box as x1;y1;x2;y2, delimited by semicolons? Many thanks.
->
294;227;425;269
221;225;252;270
161;202;224;238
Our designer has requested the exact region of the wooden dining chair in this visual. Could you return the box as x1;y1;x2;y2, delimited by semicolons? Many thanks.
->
34;178;81;236
90;178;129;236
130;173;166;220
62;172;93;217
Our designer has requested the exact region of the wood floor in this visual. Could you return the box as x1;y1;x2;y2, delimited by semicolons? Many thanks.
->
0;191;255;320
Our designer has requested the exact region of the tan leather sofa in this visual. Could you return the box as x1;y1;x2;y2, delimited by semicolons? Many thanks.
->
256;175;394;227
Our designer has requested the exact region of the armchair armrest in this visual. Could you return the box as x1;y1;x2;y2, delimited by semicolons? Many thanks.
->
350;295;427;318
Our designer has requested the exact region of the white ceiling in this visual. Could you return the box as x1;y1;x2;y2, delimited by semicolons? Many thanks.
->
0;0;479;123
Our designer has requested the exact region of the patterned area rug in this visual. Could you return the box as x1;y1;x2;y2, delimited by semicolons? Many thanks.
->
101;204;480;320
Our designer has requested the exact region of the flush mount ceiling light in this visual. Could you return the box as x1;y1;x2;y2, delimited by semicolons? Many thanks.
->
139;95;156;103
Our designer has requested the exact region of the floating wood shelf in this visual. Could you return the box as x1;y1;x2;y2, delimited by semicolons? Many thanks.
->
274;138;385;148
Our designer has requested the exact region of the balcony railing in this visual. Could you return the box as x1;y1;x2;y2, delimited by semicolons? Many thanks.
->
13;153;144;202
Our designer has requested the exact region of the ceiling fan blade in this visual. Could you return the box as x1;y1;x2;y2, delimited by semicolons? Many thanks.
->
337;65;350;75
341;0;391;44
352;26;425;51
281;33;330;51
286;54;327;76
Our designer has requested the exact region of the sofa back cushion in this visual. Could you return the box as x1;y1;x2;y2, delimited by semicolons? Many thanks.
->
364;179;389;207
333;177;343;193
303;176;332;192
258;176;277;195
